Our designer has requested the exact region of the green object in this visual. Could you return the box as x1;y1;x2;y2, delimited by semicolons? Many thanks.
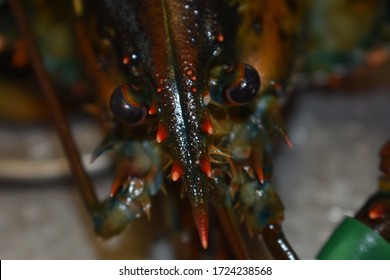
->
317;217;390;260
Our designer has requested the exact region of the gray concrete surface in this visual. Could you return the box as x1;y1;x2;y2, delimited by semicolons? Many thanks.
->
275;89;390;259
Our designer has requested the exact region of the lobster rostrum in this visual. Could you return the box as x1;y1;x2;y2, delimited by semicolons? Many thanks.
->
82;0;307;258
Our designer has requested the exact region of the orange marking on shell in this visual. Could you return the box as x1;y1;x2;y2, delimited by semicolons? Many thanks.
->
195;211;209;249
255;166;265;184
122;55;130;65
156;122;168;143
251;140;265;183
148;102;157;115
284;135;293;149
111;169;128;196
191;87;197;93
110;158;132;196
369;204;385;220
110;180;122;196
171;163;183;181
186;69;193;76
157;86;163;93
201;115;213;135
217;34;224;43
200;156;212;177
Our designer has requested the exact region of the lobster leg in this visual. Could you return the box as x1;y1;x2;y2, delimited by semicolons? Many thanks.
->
262;223;299;260
212;93;299;259
211;175;251;259
93;139;164;238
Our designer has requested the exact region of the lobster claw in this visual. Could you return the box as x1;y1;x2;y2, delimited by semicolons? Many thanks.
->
94;175;156;239
93;140;162;238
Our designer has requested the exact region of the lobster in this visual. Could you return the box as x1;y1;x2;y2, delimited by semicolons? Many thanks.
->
78;0;303;259
2;0;390;259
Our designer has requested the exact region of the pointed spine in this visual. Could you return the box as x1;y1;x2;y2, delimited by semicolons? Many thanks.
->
171;162;183;181
156;122;168;143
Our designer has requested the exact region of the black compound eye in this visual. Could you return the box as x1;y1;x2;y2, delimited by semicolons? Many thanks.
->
110;85;147;125
225;63;261;105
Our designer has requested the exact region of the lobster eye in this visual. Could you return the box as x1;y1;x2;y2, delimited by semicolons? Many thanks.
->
225;63;261;105
110;85;147;125
209;63;261;106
